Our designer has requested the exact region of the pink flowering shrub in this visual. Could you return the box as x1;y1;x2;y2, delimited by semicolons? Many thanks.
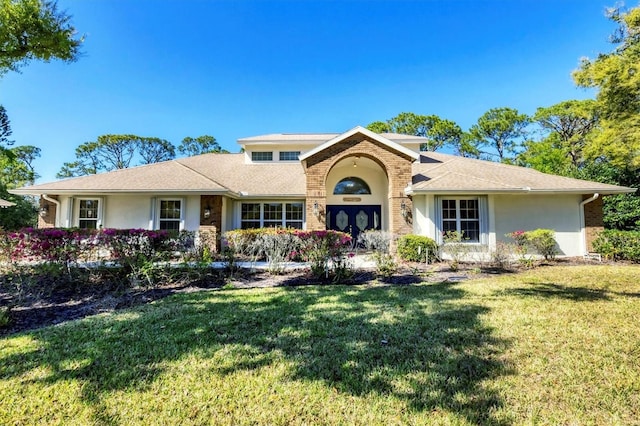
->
4;228;95;264
293;230;353;280
506;230;527;249
1;227;195;286
2;228;180;265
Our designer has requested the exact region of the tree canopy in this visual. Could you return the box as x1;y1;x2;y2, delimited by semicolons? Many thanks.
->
57;134;225;178
468;107;529;162
0;0;83;75
178;135;228;157
366;112;464;151
573;5;640;167
532;99;599;168
0;109;38;229
57;135;177;178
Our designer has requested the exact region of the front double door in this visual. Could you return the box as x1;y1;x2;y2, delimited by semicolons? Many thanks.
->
326;205;382;243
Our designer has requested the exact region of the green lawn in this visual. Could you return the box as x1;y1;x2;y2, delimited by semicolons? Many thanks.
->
1;265;639;425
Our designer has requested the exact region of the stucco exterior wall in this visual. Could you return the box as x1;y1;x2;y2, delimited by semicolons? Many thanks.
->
493;194;582;256
412;194;435;238
103;195;152;229
51;194;201;231
413;193;585;257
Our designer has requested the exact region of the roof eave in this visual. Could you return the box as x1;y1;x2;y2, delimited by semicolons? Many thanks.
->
228;193;306;200
408;187;637;195
9;188;231;196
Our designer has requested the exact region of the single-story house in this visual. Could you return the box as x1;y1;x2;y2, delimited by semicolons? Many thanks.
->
11;126;635;256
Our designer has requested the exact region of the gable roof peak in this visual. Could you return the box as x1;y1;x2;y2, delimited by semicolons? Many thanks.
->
299;125;420;162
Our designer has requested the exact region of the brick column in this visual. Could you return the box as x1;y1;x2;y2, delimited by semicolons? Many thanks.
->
200;195;223;251
583;195;604;252
37;197;57;229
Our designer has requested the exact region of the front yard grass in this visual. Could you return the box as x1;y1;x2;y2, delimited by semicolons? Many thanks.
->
1;264;639;425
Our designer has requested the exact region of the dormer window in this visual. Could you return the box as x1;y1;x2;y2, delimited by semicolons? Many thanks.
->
279;151;300;161
251;151;273;162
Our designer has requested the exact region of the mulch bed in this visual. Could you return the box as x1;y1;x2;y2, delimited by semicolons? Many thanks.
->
0;258;596;336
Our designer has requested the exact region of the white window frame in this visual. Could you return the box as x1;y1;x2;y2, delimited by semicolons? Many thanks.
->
74;197;103;229
239;201;304;229
438;197;485;244
279;151;301;161
157;198;184;231
251;151;273;162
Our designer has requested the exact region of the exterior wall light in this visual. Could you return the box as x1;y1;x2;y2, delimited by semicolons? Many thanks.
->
203;206;211;219
313;201;319;217
39;204;49;217
400;200;407;219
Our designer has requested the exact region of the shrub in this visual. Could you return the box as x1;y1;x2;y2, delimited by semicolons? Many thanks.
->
593;230;640;262
397;234;439;263
1;227;197;287
221;228;353;280
0;306;11;328
442;231;470;271
357;230;393;253
491;241;515;270
222;228;302;266
358;230;397;278
506;230;528;258
295;230;352;281
507;228;558;261
525;229;557;260
254;230;301;274
223;228;264;260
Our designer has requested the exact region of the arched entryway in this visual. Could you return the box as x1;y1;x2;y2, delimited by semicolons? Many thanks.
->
325;155;389;242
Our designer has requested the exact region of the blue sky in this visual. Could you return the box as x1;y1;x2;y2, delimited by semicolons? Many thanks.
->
0;0;623;183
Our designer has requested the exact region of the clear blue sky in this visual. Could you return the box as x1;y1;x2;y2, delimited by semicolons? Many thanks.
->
0;0;624;183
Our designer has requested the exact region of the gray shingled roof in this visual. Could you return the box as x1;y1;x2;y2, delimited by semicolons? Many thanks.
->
410;152;635;194
12;153;306;197
11;149;634;197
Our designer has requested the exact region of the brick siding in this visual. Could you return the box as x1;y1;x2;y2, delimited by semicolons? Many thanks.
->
304;134;414;237
200;195;222;252
37;198;57;229
583;195;604;252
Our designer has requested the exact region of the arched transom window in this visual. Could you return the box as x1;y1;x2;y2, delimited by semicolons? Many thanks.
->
333;176;372;195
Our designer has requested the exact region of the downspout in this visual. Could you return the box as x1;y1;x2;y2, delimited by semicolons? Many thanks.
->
41;194;61;227
579;193;599;256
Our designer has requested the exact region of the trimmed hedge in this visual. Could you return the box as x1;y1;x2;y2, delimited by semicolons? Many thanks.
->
397;234;439;263
593;230;640;262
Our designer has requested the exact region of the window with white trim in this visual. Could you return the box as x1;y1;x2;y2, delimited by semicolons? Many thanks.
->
251;151;273;162
241;203;261;229
279;151;300;161
78;199;100;229
285;203;303;229
441;198;480;242
263;203;283;227
241;202;304;229
159;199;182;231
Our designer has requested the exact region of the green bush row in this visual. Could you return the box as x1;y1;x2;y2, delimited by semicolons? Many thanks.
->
593;230;640;262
